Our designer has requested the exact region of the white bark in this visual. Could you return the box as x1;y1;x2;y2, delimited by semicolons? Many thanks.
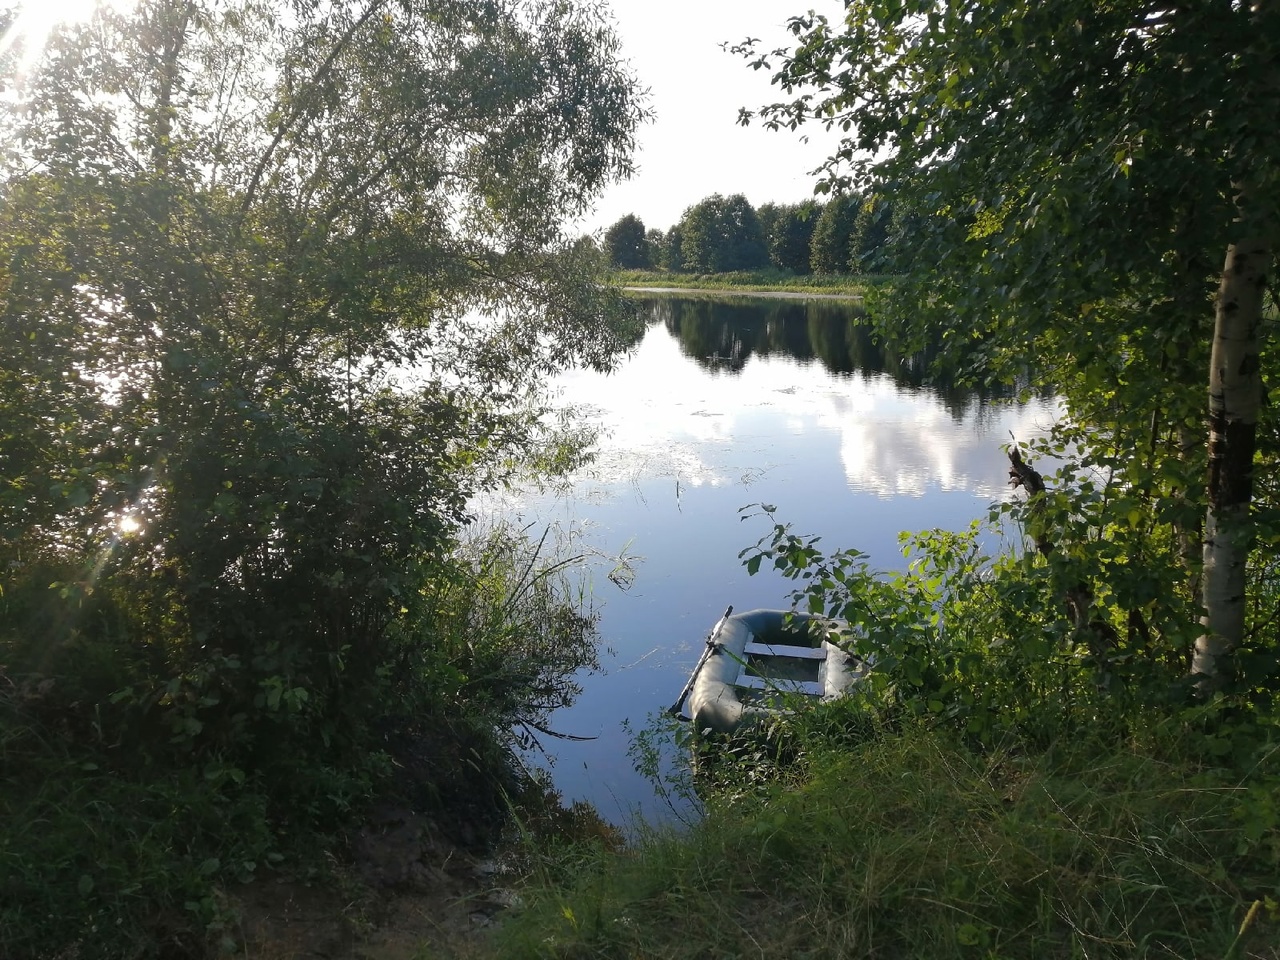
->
1193;237;1269;685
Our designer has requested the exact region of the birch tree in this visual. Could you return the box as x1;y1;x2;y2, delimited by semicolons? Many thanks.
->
736;0;1279;686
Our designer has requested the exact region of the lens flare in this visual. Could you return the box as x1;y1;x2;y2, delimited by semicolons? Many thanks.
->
1;0;136;81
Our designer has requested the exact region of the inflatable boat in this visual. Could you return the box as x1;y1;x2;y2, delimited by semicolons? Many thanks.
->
672;607;868;734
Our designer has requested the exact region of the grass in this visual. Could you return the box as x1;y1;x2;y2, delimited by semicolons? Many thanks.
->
0;731;278;958
0;522;604;959
608;268;889;298
492;724;1280;959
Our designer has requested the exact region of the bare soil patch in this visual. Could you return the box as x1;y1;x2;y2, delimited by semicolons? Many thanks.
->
228;804;517;959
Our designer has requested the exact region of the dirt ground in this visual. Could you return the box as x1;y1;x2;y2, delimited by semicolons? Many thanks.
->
227;804;518;960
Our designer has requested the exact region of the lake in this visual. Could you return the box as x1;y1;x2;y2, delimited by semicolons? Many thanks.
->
484;293;1059;826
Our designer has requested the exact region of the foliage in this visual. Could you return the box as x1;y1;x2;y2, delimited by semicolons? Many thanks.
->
733;0;1280;677
740;497;1202;745
609;267;873;296
848;193;911;276
674;193;770;273
759;200;822;274
497;724;1280;959
603;213;651;269
0;0;645;954
1;0;648;563
377;522;605;821
643;227;667;270
0;0;643;769
628;188;902;279
0;521;602;957
807;192;860;275
737;0;1272;311
661;224;685;272
754;202;784;260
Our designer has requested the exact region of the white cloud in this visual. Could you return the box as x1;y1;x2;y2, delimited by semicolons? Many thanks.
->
543;322;1060;501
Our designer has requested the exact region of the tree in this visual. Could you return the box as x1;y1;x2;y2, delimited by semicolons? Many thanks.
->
604;213;650;268
0;0;647;771
849;194;893;275
737;2;1280;687
677;192;770;273
664;223;685;272
760;200;821;274
755;201;785;271
645;227;666;267
719;194;771;272
808;193;859;275
756;202;784;249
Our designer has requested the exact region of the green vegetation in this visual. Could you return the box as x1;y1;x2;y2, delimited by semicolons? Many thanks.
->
807;194;860;276
494;511;1280;958
0;0;645;955
757;201;823;275
495;2;1280;953
5;0;1280;955
2;524;602;957
501;723;1279;959
604;214;650;270
610;269;875;297
734;0;1279;681
672;194;770;274
601;193;906;278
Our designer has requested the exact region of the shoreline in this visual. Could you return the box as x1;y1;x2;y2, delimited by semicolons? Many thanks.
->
621;284;864;302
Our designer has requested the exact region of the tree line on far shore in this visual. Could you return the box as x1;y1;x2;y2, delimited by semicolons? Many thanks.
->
602;192;911;276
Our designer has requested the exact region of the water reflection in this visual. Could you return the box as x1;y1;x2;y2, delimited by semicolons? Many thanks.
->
647;295;1030;423
492;294;1060;827
561;296;1054;501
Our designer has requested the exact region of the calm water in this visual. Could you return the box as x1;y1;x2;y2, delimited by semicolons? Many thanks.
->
487;294;1059;825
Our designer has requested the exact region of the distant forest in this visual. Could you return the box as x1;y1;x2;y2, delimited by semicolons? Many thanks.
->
602;192;912;276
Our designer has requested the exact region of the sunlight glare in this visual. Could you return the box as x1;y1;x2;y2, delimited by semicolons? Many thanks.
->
2;0;136;78
118;514;141;535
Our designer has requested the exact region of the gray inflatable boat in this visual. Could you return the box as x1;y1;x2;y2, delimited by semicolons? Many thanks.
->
678;607;868;734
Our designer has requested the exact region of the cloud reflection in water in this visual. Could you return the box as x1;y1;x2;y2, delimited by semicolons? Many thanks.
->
493;296;1060;827
551;301;1059;501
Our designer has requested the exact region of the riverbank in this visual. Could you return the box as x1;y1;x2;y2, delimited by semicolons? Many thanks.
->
609;268;884;298
492;721;1280;959
0;524;605;959
164;712;1277;959
477;499;1280;957
624;285;864;303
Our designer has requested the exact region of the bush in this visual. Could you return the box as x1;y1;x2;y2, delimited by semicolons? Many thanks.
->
0;523;599;957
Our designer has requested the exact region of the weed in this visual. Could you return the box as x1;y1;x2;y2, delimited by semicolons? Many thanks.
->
1;522;602;958
496;724;1280;959
608;268;883;298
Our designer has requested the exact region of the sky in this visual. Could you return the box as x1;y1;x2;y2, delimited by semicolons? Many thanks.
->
576;0;850;236
3;0;846;238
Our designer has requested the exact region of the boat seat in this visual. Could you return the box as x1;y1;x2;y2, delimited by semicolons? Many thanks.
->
733;674;825;696
743;641;827;660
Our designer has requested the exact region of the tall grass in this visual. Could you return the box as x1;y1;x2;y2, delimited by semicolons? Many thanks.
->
608;268;887;297
0;746;276;958
1;522;602;958
496;723;1280;959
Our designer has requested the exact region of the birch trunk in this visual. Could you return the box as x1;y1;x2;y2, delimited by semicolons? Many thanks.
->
1193;237;1270;686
